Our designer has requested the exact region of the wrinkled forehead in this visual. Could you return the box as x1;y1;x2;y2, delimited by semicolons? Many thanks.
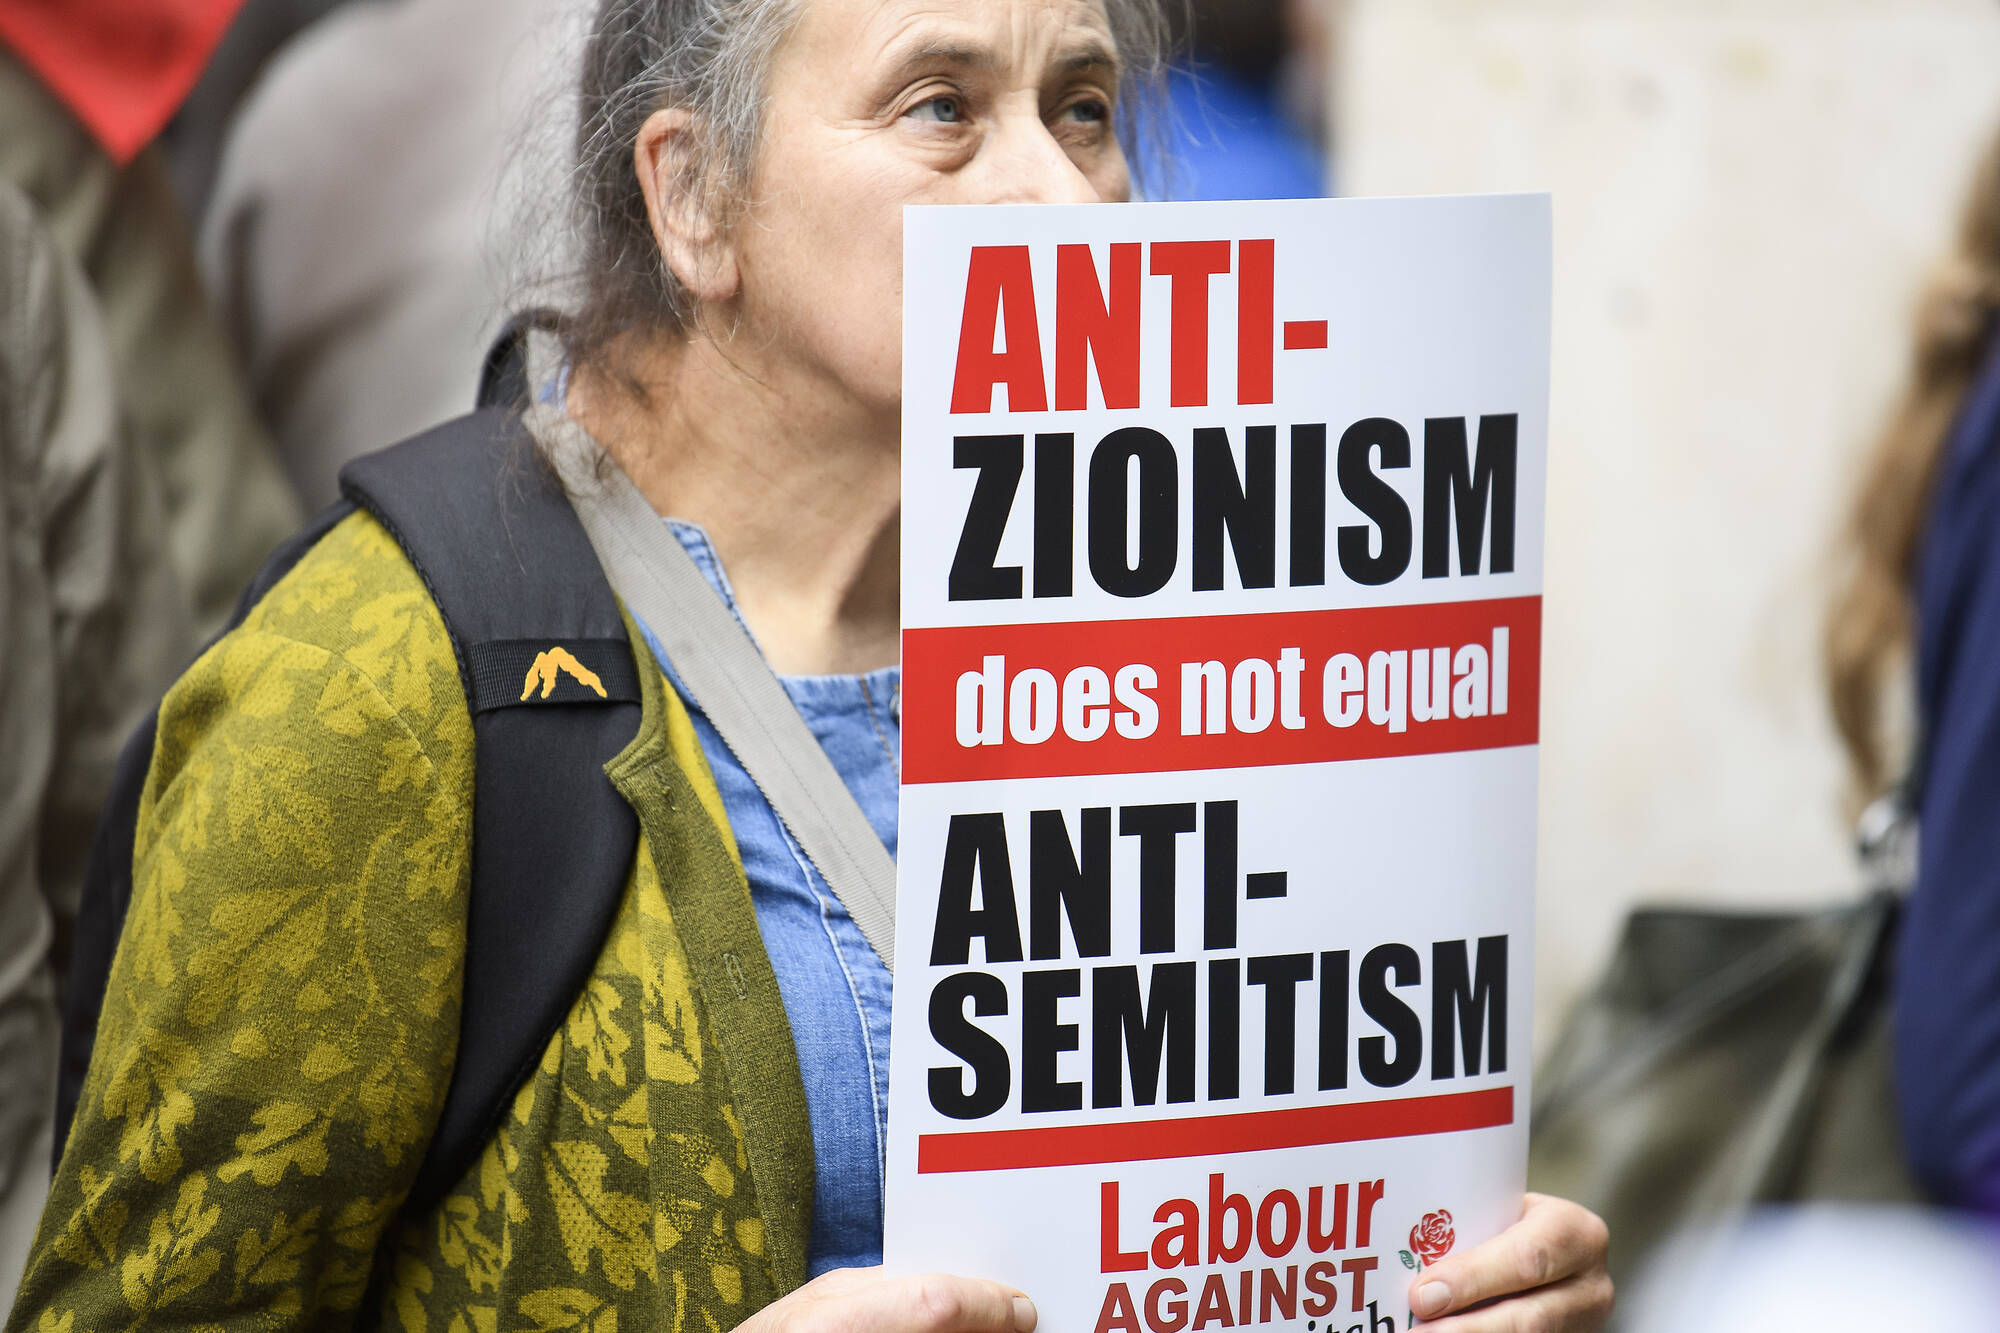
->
777;0;1123;89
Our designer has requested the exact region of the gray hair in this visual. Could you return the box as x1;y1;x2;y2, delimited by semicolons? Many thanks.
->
566;0;1176;368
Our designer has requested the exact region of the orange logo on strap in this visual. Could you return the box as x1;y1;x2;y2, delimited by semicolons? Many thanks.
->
521;647;608;701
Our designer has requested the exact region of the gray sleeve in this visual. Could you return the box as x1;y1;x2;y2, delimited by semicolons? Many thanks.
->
0;181;195;1257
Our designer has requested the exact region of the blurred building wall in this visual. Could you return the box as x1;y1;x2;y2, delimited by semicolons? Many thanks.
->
1333;0;2000;1045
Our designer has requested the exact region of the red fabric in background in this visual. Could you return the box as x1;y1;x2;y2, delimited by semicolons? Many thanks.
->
0;0;248;165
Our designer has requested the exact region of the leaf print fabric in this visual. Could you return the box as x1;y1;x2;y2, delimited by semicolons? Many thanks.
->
8;514;789;1333
119;1174;223;1315
393;841;781;1330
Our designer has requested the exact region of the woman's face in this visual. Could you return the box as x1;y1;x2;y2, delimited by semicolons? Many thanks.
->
726;0;1132;421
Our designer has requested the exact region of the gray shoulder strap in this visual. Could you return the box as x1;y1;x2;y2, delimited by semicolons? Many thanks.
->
524;399;899;972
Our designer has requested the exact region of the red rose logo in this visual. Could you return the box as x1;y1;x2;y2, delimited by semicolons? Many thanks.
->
1409;1210;1455;1267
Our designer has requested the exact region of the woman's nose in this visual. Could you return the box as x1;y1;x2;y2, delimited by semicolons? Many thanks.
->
980;117;1104;205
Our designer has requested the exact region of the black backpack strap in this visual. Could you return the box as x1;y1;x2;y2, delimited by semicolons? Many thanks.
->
56;498;357;1160
477;308;562;411
339;407;641;1213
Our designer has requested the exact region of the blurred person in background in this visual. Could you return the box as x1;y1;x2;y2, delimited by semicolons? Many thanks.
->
0;0;301;636
0;180;196;1311
1828;125;2000;1215
0;0;297;1305
156;0;361;223
7;0;1611;1329
199;0;584;507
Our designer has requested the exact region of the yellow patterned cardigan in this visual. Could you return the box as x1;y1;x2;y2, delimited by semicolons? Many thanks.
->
7;511;816;1333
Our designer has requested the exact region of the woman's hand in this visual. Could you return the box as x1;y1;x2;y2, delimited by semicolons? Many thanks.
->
1406;1193;1611;1330
737;1267;1038;1333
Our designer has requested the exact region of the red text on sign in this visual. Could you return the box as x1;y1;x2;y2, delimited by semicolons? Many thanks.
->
950;240;1319;413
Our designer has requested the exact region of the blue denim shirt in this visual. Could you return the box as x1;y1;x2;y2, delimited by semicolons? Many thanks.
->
628;522;897;1275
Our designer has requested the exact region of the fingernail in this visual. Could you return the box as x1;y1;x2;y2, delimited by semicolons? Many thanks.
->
1012;1295;1038;1331
1413;1281;1451;1318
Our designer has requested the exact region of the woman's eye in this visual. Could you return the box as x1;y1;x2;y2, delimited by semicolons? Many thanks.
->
906;95;964;124
1065;98;1110;125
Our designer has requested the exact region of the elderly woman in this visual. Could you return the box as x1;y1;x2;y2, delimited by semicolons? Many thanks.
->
7;0;1610;1329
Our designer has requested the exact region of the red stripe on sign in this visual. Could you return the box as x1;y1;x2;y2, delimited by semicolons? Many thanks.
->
1283;320;1329;349
917;1087;1514;1173
902;596;1540;785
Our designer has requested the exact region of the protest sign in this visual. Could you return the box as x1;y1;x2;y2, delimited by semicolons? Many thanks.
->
887;194;1550;1333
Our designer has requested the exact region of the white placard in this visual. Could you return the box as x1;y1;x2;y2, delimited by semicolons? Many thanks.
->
888;195;1550;1333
